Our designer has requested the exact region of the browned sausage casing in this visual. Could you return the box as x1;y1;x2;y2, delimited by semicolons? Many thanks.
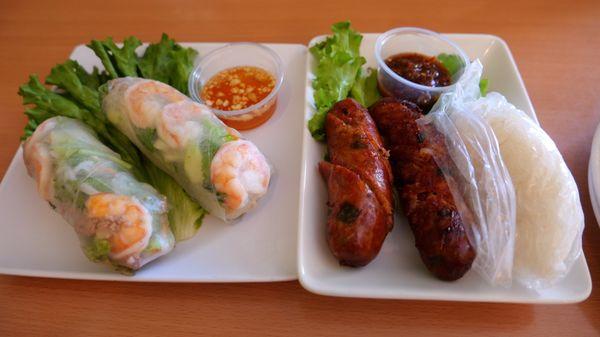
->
319;98;394;267
369;97;475;281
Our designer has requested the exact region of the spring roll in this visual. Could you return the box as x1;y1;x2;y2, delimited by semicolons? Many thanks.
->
23;116;175;271
101;77;271;221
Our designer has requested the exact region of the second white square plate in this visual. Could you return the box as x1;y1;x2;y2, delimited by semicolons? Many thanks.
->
298;33;592;303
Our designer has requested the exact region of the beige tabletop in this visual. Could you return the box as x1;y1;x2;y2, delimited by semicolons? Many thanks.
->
1;0;599;336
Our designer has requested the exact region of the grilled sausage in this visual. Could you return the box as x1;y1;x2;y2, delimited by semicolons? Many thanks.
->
369;97;475;280
319;98;394;267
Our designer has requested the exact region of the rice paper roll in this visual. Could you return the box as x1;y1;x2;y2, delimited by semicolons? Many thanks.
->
23;116;175;271
101;77;271;221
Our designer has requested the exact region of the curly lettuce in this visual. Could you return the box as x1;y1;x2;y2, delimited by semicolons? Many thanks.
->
87;36;142;78
309;21;380;141
147;162;205;241
138;34;198;95
350;68;381;108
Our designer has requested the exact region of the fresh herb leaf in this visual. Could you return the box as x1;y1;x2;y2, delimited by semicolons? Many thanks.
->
84;238;111;262
437;53;489;96
479;78;489;96
137;127;157;151
437;53;464;76
53;178;85;209
198;119;232;188
83;176;116;194
337;202;360;224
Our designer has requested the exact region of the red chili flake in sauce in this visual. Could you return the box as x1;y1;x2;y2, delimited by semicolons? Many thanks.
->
200;66;275;111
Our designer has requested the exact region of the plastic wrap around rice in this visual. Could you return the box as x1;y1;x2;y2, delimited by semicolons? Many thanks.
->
420;61;584;289
470;91;584;289
417;61;517;287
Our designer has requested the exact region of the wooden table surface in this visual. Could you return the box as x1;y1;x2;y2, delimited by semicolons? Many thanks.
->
1;0;599;336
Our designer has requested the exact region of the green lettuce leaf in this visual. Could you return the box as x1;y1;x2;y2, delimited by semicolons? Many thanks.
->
83;238;111;262
18;75;103;138
170;45;199;95
137;127;157;151
87;40;119;79
138;33;175;83
46;60;102;113
309;21;366;141
87;36;141;78
139;33;198;94
146;160;206;241
101;36;142;77
67;60;107;90
350;68;380;108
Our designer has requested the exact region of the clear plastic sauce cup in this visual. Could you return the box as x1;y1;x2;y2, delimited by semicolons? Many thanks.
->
375;27;469;112
188;43;284;130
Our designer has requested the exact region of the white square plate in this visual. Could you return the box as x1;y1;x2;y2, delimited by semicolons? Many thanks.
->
0;42;307;282
298;33;592;303
588;119;600;228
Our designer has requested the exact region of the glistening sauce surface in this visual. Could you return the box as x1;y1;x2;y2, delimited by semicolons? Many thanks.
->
384;53;451;87
200;66;277;130
378;52;453;112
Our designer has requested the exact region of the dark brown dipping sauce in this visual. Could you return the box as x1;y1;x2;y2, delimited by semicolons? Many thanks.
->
385;53;451;87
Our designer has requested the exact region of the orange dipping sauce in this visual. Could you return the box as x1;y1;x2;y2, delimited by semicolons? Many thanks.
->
200;66;277;130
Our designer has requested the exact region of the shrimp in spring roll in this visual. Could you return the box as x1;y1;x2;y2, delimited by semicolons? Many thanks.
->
23;116;175;271
101;78;271;221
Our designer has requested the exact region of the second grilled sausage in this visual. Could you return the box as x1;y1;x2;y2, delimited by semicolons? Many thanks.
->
369;97;475;281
